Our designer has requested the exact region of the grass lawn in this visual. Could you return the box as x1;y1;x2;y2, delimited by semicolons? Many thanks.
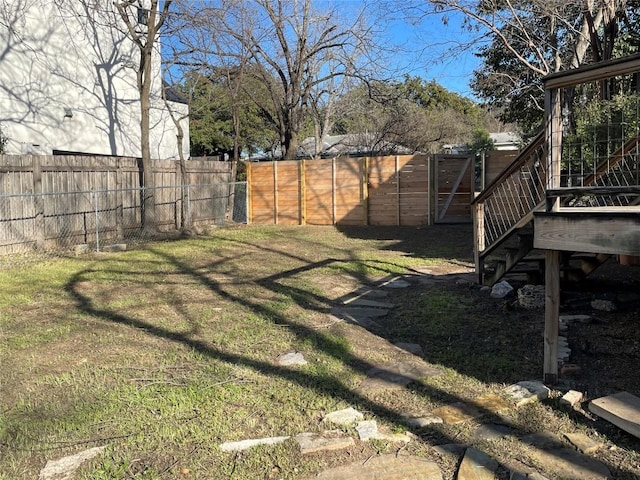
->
1;224;639;479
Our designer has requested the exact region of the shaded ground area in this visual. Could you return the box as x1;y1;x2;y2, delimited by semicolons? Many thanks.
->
1;224;639;479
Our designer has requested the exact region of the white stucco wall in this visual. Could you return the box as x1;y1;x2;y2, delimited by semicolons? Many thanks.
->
0;0;189;159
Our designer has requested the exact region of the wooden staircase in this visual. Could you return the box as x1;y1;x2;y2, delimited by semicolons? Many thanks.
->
473;132;640;286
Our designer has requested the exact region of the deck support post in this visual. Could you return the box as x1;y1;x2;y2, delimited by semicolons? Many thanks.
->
544;249;560;384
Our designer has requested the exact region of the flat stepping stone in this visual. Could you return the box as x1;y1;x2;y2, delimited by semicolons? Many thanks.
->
589;391;640;438
504;381;550;406
472;423;514;441
432;443;467;457
560;390;583;407
380;277;412;288
295;432;355;454
306;454;443;480
431;402;481;425
275;351;307;366
323;407;364;426
331;306;389;318
39;446;106;480
329;313;382;330
394;342;425;357
472;393;511;414
220;436;290;452
404;414;443;428
357;361;441;392
457;447;499;480
520;431;563;449
527;446;610;479
504;459;551;480
343;298;395;309
351;287;390;298
563;432;603;454
355;420;412;443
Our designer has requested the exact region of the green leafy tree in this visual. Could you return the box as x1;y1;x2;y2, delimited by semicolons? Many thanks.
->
418;0;635;135
181;68;277;158
333;76;495;153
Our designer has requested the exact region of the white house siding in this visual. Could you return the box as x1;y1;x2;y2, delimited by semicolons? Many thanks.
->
0;0;188;159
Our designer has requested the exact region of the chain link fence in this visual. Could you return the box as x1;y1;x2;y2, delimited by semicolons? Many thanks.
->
0;182;247;266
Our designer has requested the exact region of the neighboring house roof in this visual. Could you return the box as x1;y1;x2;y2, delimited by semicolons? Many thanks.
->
442;132;521;154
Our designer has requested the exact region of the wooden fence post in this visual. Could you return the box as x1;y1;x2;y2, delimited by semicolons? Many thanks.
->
246;162;252;225
32;155;45;250
474;202;485;278
395;155;400;226
299;160;306;225
116;158;124;239
331;158;336;225
273;160;278;225
362;157;369;226
544;249;560;384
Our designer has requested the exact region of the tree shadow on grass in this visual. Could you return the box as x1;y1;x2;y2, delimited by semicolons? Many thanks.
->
54;230;639;479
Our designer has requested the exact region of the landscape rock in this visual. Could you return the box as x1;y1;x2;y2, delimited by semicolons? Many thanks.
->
355;420;412;443
306;454;443;480
560;364;582;377
381;278;412;289
520;431;563;449
323;407;364;426
504;459;551;480
295;432;355;454
357;361;441;392
275;351;307;366
404;414;443;428
431;402;481;424
456;447;499;480
504;381;550;406
479;286;492;294
331;306;389;318
342;298;395;308
472;393;511;414
528;446;610;479
472;423;514;441
39;446;106;480
518;284;545;309
591;298;617;312
563;432;603;454
220;436;290;452
432;443;467;458
560;390;584;408
491;280;514;299
560;314;594;324
394;342;425;357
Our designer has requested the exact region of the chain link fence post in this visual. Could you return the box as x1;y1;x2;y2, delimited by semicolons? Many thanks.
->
93;189;100;252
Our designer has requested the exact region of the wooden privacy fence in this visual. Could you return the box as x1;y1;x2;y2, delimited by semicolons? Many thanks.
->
248;156;422;226
0;154;231;196
0;154;233;254
247;154;478;226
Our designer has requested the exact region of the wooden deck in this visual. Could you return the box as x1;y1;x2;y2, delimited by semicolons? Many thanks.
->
533;210;640;255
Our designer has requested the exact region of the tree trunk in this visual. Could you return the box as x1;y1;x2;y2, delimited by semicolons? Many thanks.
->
139;57;156;234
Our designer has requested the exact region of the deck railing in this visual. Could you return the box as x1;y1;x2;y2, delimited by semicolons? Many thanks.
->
472;132;547;263
545;55;640;211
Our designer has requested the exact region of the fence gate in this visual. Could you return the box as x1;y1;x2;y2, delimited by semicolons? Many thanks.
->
434;154;474;223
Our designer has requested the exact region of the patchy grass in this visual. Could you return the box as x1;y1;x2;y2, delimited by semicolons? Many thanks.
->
1;224;639;479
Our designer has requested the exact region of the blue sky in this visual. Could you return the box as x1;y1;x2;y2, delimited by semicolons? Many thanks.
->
377;8;485;98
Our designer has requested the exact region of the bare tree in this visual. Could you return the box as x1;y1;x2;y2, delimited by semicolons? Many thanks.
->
197;0;373;160
114;0;172;231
